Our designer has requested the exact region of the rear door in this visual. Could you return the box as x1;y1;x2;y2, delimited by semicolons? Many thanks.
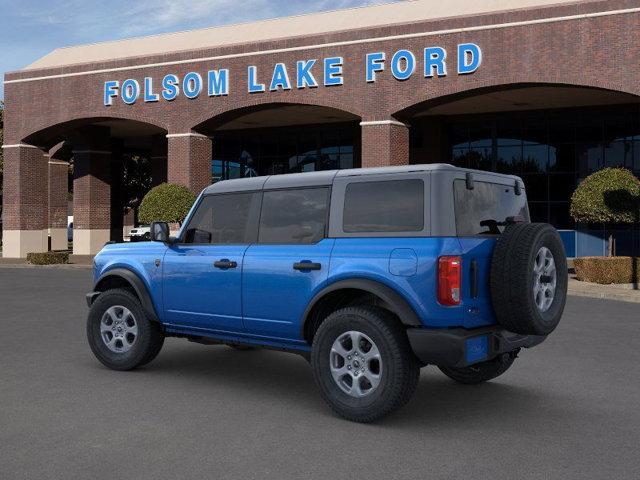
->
453;178;530;328
242;187;333;342
162;192;261;333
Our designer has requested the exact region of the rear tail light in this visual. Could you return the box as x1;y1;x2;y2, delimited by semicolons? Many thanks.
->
438;256;461;306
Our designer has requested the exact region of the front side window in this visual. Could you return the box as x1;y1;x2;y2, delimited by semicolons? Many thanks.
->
183;192;260;244
453;180;530;236
343;179;424;233
259;188;329;244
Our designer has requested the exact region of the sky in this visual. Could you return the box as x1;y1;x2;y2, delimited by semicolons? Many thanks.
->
0;0;400;100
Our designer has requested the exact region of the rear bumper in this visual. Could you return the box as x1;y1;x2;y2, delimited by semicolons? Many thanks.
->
406;326;546;368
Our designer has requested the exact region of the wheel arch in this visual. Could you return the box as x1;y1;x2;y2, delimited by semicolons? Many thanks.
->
301;279;422;343
93;268;160;323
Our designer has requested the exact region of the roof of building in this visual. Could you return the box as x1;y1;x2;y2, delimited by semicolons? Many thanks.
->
202;163;521;194
25;0;586;70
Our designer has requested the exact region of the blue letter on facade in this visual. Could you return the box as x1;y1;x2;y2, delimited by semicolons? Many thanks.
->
366;52;385;82
183;72;203;99
457;43;482;74
248;66;265;93
296;60;318;89
121;79;140;105
324;57;344;86
144;77;159;102
390;50;415;81
161;74;179;101
104;80;119;106
424;47;447;77
270;63;292;91
208;69;229;96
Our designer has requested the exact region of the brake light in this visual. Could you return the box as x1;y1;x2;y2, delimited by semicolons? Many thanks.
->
438;256;461;306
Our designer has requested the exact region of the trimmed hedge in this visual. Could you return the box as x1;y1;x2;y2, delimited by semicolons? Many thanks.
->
570;168;640;224
27;251;69;265
574;256;640;284
138;183;196;225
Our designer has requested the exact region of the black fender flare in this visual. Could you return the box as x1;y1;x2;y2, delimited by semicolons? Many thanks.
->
301;278;422;336
93;268;160;322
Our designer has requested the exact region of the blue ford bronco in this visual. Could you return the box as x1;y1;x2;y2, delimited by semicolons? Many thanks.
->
86;164;567;422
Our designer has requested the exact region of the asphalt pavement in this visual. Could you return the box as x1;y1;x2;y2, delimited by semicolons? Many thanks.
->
0;267;639;480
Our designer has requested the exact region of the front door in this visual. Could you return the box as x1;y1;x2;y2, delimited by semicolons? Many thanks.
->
242;187;332;342
162;191;261;333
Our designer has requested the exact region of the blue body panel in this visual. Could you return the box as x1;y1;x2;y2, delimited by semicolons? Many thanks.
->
241;239;334;345
162;244;247;334
329;237;496;329
93;235;499;349
93;241;167;318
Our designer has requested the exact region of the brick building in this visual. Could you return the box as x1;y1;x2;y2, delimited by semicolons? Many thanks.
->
3;0;640;257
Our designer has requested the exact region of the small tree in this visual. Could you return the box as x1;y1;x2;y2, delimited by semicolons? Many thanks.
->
570;168;640;256
138;183;196;225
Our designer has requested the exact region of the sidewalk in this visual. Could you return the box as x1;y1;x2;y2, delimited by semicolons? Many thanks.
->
0;254;93;268
568;277;640;304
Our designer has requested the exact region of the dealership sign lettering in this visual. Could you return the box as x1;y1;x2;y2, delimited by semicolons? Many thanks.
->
103;43;481;106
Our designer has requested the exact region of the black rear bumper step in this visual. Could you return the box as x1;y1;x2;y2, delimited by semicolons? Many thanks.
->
407;326;546;368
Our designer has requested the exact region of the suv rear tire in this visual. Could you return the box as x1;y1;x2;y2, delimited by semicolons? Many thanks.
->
490;223;568;335
87;288;164;371
438;352;516;385
311;306;419;423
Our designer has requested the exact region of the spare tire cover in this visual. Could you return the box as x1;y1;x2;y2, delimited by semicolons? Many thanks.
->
490;223;567;335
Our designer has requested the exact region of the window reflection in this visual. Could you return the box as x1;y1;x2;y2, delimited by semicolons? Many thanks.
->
211;123;358;182
443;106;640;229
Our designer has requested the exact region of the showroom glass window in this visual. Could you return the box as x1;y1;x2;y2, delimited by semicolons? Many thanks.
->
433;105;640;229
211;123;359;182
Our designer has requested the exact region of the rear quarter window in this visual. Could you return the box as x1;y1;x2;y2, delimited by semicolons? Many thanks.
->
453;179;530;236
343;179;424;233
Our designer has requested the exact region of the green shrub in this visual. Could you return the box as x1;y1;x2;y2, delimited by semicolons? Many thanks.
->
574;256;640;284
138;183;196;225
27;251;69;265
570;168;640;224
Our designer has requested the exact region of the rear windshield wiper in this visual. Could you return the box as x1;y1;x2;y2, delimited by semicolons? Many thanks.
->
479;216;525;234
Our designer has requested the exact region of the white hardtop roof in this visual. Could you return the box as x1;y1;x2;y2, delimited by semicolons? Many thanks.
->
25;0;585;70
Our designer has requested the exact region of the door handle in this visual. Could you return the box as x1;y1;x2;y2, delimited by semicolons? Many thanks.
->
293;261;321;271
214;259;238;269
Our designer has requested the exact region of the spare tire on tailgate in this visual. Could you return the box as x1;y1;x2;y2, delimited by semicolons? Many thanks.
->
490;223;567;335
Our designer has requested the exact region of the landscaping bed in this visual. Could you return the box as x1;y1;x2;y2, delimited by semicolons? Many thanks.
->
573;256;640;284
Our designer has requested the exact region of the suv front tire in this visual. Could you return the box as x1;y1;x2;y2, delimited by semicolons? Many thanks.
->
87;288;164;371
311;306;419;423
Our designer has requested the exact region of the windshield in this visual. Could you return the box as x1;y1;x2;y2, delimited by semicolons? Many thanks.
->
453;179;530;236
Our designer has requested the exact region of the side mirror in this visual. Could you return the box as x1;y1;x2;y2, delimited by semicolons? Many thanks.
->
150;222;170;243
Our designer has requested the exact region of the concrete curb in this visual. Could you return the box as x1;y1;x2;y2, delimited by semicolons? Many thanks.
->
568;278;640;304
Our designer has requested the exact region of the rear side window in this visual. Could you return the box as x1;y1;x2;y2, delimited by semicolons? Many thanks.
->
183;192;260;244
259;188;329;244
343;179;424;233
453;180;530;236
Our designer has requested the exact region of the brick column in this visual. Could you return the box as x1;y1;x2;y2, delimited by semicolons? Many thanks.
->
360;120;410;168
150;134;168;187
167;133;212;194
72;149;112;255
1;144;49;258
48;159;69;251
70;126;112;255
